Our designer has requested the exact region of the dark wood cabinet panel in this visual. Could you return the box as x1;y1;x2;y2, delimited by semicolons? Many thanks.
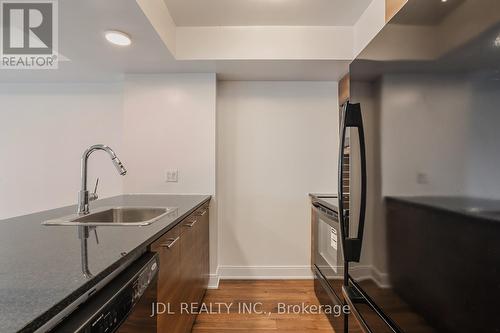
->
152;202;210;333
151;224;183;333
338;73;350;106
197;206;210;292
386;0;407;22
179;215;200;331
180;205;210;332
387;199;500;333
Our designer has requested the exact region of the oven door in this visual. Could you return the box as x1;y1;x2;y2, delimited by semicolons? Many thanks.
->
312;203;344;300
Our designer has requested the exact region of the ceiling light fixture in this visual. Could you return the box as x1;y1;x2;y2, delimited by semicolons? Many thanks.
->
104;30;132;46
441;0;448;2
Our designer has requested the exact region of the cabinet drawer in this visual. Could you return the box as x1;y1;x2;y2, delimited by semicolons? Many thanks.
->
151;224;181;252
178;206;208;234
194;204;209;217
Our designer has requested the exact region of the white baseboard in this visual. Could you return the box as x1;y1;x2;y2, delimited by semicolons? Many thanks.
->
208;267;221;289
218;265;314;280
207;265;390;289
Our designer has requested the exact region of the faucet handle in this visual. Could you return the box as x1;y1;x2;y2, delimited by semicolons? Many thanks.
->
89;178;99;201
93;227;99;244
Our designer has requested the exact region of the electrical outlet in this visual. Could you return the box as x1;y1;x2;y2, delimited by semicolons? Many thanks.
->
165;169;178;183
416;172;429;185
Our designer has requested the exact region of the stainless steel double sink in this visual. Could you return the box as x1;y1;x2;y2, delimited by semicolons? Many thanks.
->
43;207;177;226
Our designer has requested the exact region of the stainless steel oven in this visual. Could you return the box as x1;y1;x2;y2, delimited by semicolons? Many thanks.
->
311;194;346;332
312;196;343;293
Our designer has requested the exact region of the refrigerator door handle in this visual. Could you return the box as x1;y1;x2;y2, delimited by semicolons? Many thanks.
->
338;102;367;263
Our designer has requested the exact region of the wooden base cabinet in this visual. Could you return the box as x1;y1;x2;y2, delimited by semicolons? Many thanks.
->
151;203;210;333
197;208;210;292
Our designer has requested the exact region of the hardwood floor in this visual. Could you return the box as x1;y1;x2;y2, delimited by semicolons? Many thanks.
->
192;280;336;333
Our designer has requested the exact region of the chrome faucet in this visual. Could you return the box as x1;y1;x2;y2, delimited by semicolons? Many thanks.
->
77;144;127;215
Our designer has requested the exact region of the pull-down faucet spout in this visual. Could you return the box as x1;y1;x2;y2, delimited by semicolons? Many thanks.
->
77;144;127;215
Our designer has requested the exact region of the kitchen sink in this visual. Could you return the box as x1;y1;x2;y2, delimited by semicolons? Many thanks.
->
43;207;177;226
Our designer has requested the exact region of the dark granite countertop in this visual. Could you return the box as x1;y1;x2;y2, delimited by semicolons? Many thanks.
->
0;194;211;333
386;196;500;223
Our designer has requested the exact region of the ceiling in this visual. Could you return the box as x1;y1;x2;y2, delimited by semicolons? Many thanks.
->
163;0;373;26
0;0;178;82
0;0;365;82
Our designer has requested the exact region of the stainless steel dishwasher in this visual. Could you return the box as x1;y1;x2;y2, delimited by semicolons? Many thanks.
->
51;252;158;333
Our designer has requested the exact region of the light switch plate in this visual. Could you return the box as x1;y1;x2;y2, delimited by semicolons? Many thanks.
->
165;169;178;182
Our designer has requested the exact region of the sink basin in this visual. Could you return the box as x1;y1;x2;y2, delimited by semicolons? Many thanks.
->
43;207;177;226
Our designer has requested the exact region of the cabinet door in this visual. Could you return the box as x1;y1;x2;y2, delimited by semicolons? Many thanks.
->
152;203;210;333
196;206;210;291
179;215;200;332
386;0;407;22
151;225;183;333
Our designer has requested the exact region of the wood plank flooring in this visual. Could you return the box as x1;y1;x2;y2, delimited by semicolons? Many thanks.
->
192;280;336;333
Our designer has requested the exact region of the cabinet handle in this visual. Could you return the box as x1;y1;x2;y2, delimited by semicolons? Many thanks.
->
184;219;197;227
198;209;207;216
160;236;179;249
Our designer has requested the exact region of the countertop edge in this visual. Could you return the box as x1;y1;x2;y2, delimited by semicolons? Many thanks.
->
385;196;500;225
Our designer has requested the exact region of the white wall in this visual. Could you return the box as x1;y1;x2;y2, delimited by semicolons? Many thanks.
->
217;81;338;278
122;74;216;195
0;83;124;219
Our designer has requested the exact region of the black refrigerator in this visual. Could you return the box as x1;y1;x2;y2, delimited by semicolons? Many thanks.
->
338;0;500;332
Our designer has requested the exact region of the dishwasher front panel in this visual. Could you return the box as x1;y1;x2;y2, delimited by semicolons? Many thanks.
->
51;252;158;333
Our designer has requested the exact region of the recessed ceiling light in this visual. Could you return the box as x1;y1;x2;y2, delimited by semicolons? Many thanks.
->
441;0;448;2
104;30;131;46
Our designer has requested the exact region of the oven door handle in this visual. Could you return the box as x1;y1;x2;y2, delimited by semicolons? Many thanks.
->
338;102;366;263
